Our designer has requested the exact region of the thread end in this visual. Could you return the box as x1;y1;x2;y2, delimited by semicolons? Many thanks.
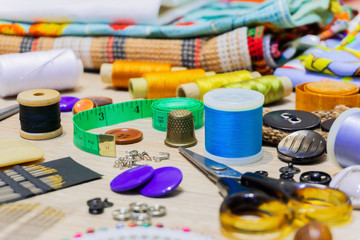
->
171;67;187;71
205;71;216;77
176;83;200;99
278;76;293;97
129;78;148;99
100;63;113;83
250;71;261;78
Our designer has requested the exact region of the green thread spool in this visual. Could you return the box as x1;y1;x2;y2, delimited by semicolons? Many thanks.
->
223;75;292;105
177;70;261;100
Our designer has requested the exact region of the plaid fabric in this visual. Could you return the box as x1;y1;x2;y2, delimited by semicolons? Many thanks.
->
247;26;273;75
0;27;256;72
181;38;197;69
0;26;312;73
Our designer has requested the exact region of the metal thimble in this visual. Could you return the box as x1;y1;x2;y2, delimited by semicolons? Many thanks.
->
164;109;197;148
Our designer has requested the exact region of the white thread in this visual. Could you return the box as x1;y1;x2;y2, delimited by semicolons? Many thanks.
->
0;49;83;97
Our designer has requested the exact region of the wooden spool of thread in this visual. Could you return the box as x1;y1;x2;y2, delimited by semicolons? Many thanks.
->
129;69;215;99
100;60;184;88
177;70;261;100
17;89;62;140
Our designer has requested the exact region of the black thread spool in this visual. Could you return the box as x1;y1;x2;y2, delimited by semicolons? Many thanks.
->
17;89;62;140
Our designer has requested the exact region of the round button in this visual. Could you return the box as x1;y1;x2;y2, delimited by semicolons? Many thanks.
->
85;96;113;107
59;96;80;112
105;128;143;144
263;110;320;131
110;166;154;192
321;118;336;132
140;166;183;197
73;99;97;114
277;130;326;164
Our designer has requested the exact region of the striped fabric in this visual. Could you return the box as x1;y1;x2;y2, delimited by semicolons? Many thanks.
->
0;27;266;73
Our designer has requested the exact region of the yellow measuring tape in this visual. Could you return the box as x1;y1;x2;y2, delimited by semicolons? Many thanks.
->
73;98;204;157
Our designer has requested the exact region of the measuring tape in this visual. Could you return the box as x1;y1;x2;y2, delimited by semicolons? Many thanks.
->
73;98;204;157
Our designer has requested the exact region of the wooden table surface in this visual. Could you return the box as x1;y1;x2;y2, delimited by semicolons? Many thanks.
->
0;72;359;240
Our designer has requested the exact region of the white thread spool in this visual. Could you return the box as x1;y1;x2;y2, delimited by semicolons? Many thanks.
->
0;49;83;97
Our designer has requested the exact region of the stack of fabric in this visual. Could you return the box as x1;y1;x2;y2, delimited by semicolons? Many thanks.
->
0;0;357;75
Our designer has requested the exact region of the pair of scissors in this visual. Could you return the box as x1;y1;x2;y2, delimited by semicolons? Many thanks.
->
178;147;352;239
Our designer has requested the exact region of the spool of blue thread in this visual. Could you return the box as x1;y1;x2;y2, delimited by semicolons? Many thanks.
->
203;89;264;165
327;108;360;168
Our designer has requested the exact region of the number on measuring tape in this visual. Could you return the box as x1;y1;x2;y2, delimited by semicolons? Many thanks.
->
73;98;203;157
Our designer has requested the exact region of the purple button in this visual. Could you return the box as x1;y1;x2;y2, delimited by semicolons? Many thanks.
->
60;96;80;112
110;165;154;192
140;166;183;197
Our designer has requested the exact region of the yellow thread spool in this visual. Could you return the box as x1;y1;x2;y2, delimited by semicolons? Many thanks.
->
223;75;293;105
177;70;261;100
129;69;215;99
100;60;184;88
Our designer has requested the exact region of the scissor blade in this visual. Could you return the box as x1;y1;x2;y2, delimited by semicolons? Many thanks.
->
178;147;242;180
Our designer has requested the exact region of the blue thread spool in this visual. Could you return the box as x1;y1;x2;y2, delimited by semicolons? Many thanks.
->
327;108;360;168
203;89;264;165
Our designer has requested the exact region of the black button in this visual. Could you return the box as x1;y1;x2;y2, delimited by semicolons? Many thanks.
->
263;110;320;131
277;130;326;164
321;118;336;132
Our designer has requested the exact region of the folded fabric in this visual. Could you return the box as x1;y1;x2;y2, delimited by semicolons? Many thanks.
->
0;0;336;38
300;21;360;77
274;56;360;87
0;26;277;73
304;51;360;76
0;0;209;26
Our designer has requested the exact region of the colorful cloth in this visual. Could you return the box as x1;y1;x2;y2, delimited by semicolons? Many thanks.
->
0;27;258;72
304;51;360;77
300;22;360;77
274;57;360;87
0;0;336;38
274;44;360;87
247;26;273;75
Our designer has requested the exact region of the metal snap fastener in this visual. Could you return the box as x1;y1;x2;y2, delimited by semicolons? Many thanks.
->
148;205;166;217
300;171;332;185
129;202;148;213
112;207;132;221
254;170;269;177
279;162;301;174
280;172;295;181
132;212;152;226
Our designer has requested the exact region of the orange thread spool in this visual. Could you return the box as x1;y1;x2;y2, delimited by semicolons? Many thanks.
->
145;69;206;99
129;69;211;99
104;60;173;88
296;80;360;111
